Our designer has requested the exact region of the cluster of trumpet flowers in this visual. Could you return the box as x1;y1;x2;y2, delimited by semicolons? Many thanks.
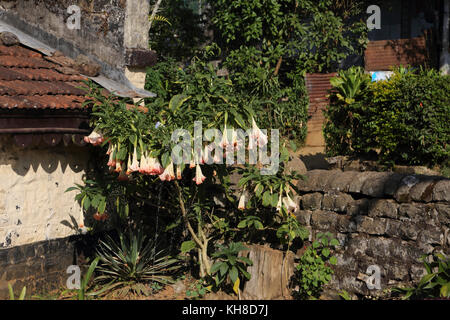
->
83;117;268;186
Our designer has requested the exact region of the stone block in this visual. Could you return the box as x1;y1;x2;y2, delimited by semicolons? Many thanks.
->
301;193;323;211
356;216;387;235
348;172;379;194
311;211;338;231
432;179;450;202
368;199;398;219
295;210;312;226
360;172;392;198
394;175;421;203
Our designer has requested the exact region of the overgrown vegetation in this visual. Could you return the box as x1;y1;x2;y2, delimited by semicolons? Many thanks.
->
64;0;374;300
324;67;450;167
292;232;339;300
393;253;450;299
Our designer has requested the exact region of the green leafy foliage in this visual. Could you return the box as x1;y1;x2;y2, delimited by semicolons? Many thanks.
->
324;67;450;167
149;0;206;61
292;232;339;299
210;242;253;294
77;257;100;300
393;253;450;300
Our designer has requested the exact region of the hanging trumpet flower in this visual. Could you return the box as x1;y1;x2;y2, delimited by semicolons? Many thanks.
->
84;128;105;146
238;193;246;210
193;163;206;185
282;193;298;212
159;161;175;181
128;146;140;173
107;144;116;168
251;117;268;147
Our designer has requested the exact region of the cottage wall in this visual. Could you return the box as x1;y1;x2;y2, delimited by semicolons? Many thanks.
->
0;135;88;248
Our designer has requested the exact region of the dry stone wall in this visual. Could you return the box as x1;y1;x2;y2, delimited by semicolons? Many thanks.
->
295;170;450;298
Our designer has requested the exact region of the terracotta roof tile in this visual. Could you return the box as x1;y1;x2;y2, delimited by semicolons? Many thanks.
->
0;43;91;110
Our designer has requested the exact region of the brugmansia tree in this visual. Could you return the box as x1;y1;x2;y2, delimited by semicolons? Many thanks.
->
70;48;308;294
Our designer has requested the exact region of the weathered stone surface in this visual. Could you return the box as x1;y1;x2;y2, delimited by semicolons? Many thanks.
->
241;245;295;300
360;172;392;198
410;264;427;282
394;175;421;203
336;215;356;233
417;227;443;247
295;210;312;226
368;199;398;219
321;170;349;192
346;198;370;216
0;31;20;46
386;219;419;241
356;216;387;235
297;170;324;192
322;192;353;213
285;156;307;176
432;180;450;202
410;177;440;202
383;173;405;196
435;204;450;225
348;172;379;194
328;171;359;193
125;48;157;68
310;211;338;230
398;203;426;221
301;192;323;210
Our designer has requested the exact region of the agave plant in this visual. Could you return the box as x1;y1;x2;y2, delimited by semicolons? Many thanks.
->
94;229;180;297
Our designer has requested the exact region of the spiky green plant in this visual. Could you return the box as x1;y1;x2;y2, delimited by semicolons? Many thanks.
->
8;283;26;300
94;229;180;297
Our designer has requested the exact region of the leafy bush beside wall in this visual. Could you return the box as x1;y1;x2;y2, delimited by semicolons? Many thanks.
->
324;67;450;167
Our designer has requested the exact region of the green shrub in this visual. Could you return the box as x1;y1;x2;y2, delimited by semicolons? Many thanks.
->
292;232;339;300
324;67;450;167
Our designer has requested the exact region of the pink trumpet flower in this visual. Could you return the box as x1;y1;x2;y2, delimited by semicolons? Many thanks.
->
251;117;268;147
220;126;230;149
238;193;246;210
84;128;104;146
282;194;298;212
107;144;116;167
149;157;164;175
159;161;175;181
106;143;113;155
193;164;206;185
114;160;122;173
128;147;140;173
126;154;133;175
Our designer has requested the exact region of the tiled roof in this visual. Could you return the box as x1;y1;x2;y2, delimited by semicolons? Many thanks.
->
0;44;90;110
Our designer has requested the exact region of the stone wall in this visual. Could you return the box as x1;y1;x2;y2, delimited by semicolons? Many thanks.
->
0;235;80;298
0;135;89;248
295;169;450;298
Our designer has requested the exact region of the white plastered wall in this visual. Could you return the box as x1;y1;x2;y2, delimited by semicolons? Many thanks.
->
0;135;88;248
